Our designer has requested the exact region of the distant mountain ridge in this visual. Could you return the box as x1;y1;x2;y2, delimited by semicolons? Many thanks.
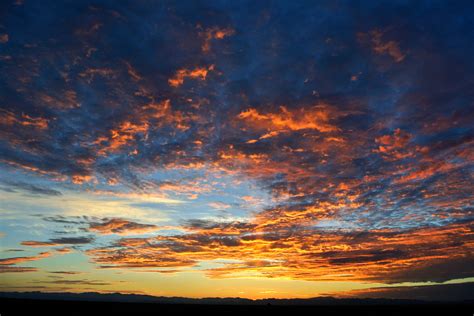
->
0;290;472;305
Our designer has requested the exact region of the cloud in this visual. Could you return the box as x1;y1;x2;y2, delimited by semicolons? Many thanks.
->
88;218;157;235
22;237;94;247
343;282;474;302
0;252;52;266
40;279;111;286
85;219;474;283
168;65;215;87
374;129;417;160
0;110;48;130
54;247;74;254
48;271;83;275
49;237;95;244
199;26;235;52
0;266;38;273
208;202;231;210
21;241;61;247
36;215;160;236
359;29;406;62
42;215;91;225
237;105;341;134
0;180;62;196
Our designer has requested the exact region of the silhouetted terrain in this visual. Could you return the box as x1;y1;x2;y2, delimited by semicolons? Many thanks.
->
1;290;473;315
0;290;433;304
2;281;474;303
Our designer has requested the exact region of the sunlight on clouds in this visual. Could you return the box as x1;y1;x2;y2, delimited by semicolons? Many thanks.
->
0;189;183;220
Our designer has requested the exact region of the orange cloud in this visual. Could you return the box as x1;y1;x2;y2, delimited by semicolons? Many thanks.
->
0;246;75;273
395;160;458;184
199;27;235;52
376;128;411;150
79;67;115;83
92;99;193;157
0;251;52;265
0;110;48;130
366;29;406;62
21;241;61;247
124;61;142;81
55;247;73;254
374;128;417;160
95;121;149;156
156;180;211;199
0;160;64;179
86;219;473;283
238;105;340;135
70;174;94;184
0;266;38;273
168;65;215;87
89;218;157;235
38;90;80;110
208;202;231;209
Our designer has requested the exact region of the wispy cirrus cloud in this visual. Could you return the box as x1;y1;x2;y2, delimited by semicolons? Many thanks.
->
0;252;51;273
0;180;62;196
21;237;94;247
89;218;157;235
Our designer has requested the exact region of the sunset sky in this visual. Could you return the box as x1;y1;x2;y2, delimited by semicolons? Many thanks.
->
0;0;473;300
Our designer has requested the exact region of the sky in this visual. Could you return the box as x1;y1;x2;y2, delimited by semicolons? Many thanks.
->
0;0;473;300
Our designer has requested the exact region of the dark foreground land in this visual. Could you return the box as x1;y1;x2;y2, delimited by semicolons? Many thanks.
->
1;292;474;316
1;297;473;316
